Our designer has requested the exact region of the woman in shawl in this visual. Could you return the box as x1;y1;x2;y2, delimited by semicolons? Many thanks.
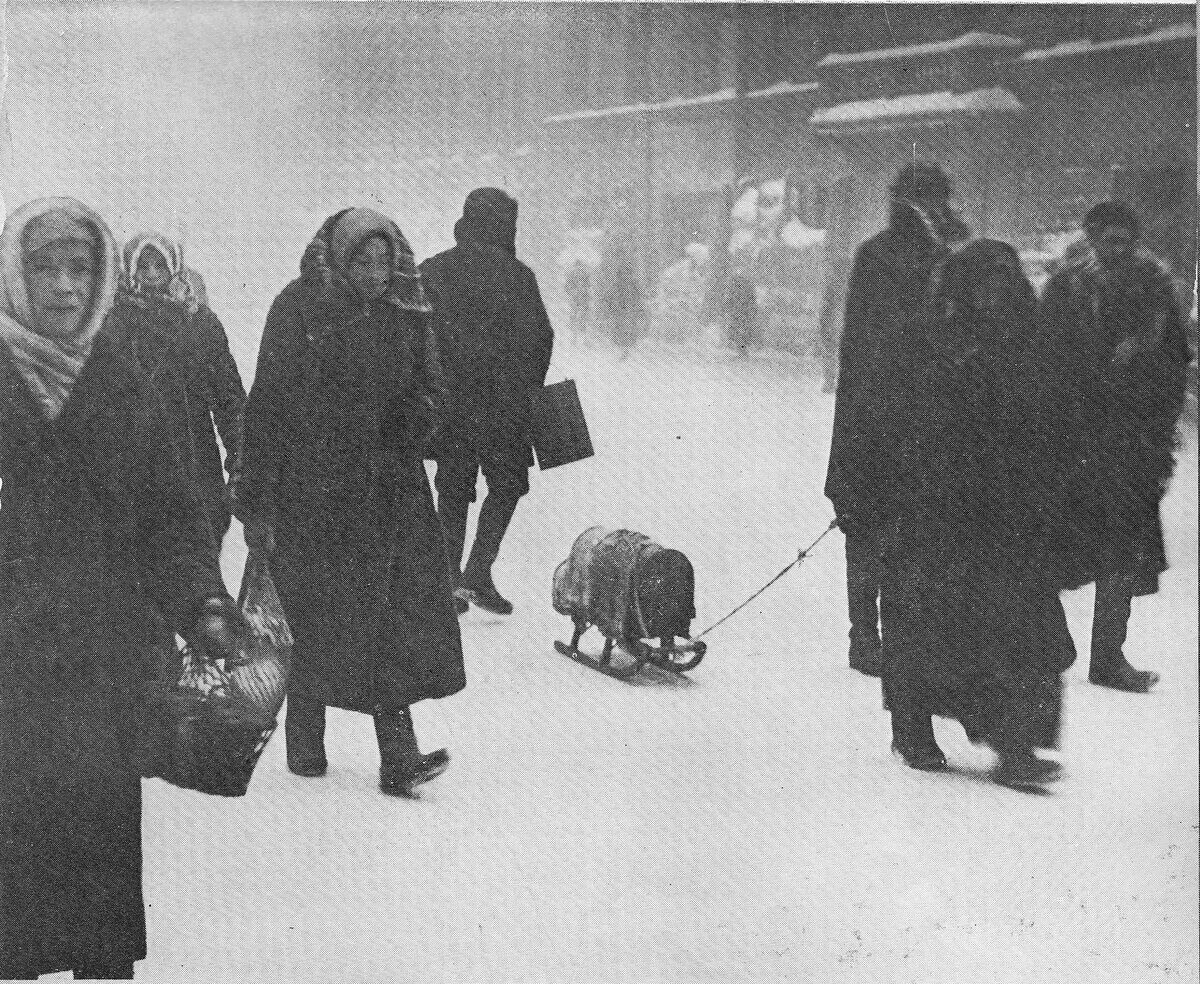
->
118;231;246;542
237;208;465;798
879;239;1078;793
0;198;242;979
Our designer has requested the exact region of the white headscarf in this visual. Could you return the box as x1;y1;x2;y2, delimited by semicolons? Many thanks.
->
0;197;119;419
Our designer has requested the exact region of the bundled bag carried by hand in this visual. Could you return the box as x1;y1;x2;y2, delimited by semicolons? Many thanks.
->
141;552;292;797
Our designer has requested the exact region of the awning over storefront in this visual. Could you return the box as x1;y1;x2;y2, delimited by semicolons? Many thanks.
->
811;87;1023;135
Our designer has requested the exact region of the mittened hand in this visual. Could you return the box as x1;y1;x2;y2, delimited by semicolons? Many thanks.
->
188;598;246;662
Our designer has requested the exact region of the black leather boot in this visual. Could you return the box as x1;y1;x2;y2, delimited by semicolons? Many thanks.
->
73;960;135;980
460;492;519;616
438;500;471;615
285;695;328;777
890;711;947;771
375;707;450;798
1090;579;1158;692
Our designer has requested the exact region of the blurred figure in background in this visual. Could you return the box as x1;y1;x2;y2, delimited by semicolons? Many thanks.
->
118;231;245;542
238;207;464;797
653;242;710;345
422;188;555;617
596;230;647;356
1038;202;1191;693
564;259;592;338
1;197;241;980
825;162;969;688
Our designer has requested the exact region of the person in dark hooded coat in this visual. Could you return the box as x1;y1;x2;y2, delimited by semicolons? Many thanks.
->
1037;201;1190;693
877;240;1078;791
824;162;969;687
115;232;245;542
0;197;241;980
237;207;465;798
420;188;555;616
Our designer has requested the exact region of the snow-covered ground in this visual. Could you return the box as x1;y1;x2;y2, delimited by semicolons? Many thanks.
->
117;336;1195;983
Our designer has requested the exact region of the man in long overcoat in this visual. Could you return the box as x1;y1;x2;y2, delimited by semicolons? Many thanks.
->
421;188;555;616
825;163;968;681
1038;201;1190;693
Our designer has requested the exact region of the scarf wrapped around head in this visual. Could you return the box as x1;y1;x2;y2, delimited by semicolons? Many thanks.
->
0;197;119;419
121;230;202;313
300;207;430;312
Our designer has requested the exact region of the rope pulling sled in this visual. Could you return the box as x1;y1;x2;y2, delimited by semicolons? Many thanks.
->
551;519;838;680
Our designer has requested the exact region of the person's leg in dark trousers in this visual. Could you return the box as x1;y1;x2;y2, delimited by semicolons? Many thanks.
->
844;528;883;675
284;693;328;776
434;456;480;582
1090;576;1159;692
374;706;449;798
459;459;529;616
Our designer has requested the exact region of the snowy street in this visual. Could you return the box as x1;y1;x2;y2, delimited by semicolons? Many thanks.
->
132;336;1197;984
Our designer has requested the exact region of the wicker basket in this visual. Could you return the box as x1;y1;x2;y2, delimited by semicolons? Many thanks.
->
141;553;292;797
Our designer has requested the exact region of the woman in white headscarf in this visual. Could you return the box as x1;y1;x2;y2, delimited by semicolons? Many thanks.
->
0;198;241;980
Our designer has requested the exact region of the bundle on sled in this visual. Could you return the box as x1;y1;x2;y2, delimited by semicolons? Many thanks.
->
552;526;706;680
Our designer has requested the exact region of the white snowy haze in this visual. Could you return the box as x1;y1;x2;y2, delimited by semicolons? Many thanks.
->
1;3;1197;983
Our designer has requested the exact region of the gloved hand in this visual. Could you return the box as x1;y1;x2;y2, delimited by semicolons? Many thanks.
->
243;520;276;558
188;597;246;662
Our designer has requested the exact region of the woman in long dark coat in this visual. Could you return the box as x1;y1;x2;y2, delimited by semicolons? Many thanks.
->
0;198;240;979
878;240;1079;792
237;208;466;798
117;231;246;542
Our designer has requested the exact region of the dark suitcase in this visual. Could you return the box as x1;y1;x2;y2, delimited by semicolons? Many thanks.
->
531;379;594;470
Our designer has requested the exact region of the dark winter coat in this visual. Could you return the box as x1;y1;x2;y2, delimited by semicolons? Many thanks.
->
824;202;957;535
1;331;228;976
420;233;554;469
1037;245;1190;595
877;242;1077;750
108;294;246;539
238;275;465;713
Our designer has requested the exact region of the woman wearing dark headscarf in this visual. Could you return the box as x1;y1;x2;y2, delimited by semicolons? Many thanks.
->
237;208;465;798
0;198;241;979
118;231;246;542
879;239;1078;792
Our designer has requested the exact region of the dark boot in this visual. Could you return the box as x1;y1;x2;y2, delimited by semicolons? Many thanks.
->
1090;579;1159;692
438;497;472;616
73;961;135;980
890;711;947;771
438;498;469;583
285;696;328;777
375;707;450;798
844;531;883;674
460;491;519;616
992;748;1061;793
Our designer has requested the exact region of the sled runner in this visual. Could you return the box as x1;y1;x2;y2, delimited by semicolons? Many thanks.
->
552;526;706;680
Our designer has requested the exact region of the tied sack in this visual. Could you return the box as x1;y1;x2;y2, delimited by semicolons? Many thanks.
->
140;552;292;797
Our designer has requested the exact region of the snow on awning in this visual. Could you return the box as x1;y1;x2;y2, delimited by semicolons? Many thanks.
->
544;88;737;124
745;81;820;101
811;87;1023;134
543;81;818;126
819;31;1022;68
1020;21;1195;62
